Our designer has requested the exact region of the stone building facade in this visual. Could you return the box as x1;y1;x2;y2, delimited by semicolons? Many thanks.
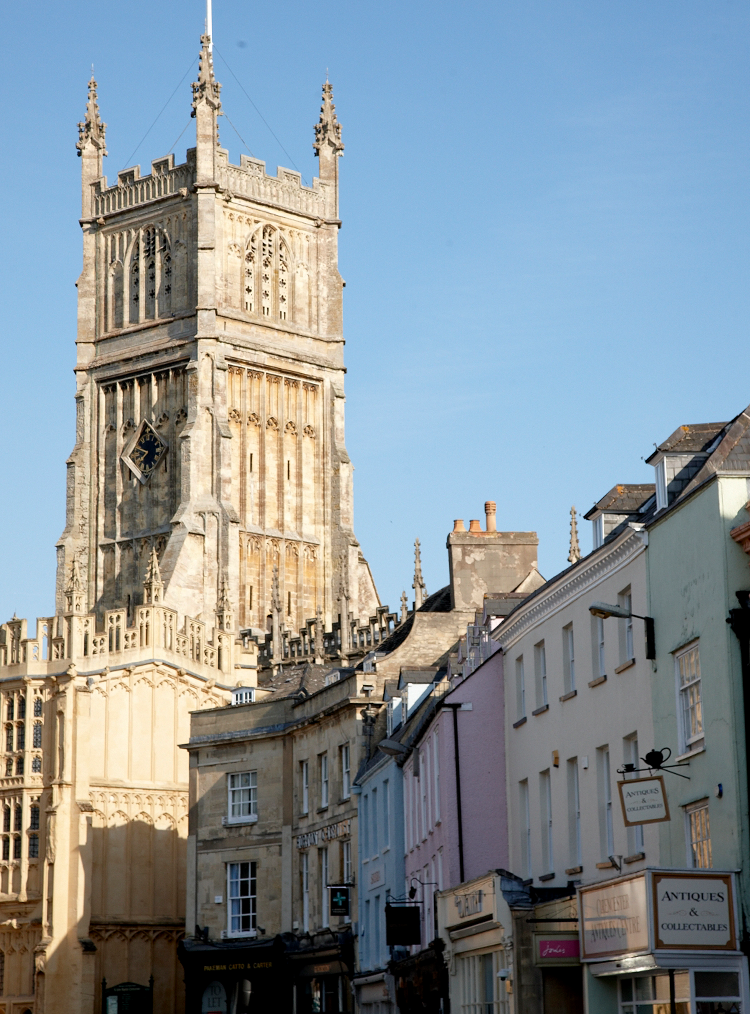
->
0;24;384;1014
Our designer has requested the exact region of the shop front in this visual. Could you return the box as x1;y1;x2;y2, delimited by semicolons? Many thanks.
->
437;873;514;1014
579;869;748;1014
286;930;355;1014
179;936;289;1014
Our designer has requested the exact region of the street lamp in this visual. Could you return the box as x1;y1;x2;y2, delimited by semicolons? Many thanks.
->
588;601;656;660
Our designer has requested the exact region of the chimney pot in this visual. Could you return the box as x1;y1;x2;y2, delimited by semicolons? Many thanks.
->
452;519;467;533
469;520;482;533
485;501;497;533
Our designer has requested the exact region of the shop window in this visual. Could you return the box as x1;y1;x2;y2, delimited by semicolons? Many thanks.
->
620;972;689;1013
695;971;740;1012
675;642;703;754
227;861;256;936
686;799;712;869
458;951;510;1014
227;771;257;824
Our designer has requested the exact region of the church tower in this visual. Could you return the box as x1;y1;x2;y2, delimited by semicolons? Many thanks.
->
59;35;380;645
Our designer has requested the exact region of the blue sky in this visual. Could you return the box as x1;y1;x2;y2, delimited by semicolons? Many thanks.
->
1;1;749;622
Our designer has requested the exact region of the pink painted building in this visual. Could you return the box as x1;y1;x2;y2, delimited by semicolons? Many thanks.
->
402;645;509;946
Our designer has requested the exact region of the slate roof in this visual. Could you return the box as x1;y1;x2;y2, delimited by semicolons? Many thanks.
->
584;484;655;520
257;662;354;701
646;421;728;462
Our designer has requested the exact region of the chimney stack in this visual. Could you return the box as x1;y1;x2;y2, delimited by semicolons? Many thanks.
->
485;501;497;533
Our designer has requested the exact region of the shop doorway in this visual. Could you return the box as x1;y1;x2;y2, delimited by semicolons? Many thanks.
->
543;967;583;1014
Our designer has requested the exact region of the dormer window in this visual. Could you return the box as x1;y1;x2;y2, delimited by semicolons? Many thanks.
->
655;459;668;511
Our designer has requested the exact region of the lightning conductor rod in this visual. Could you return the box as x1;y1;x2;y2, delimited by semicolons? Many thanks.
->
206;0;213;50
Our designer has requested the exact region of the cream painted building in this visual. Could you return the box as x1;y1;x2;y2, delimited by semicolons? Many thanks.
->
0;23;384;1014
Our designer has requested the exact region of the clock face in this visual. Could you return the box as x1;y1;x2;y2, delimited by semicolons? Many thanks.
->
122;420;167;483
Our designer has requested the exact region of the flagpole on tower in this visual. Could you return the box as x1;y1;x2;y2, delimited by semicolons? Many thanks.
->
206;0;213;50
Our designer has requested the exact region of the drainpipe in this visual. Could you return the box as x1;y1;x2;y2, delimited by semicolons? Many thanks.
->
727;591;750;848
442;703;465;883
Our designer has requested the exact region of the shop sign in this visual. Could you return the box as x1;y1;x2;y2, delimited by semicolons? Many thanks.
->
653;872;736;951
296;819;351;849
580;874;649;960
617;776;670;826
533;932;580;966
329;885;350;917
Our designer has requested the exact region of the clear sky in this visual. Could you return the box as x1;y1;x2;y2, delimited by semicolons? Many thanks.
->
1;1;749;623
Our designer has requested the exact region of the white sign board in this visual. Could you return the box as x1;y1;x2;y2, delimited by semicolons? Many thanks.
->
617;776;670;826
653;873;736;951
580;874;649;960
202;981;228;1013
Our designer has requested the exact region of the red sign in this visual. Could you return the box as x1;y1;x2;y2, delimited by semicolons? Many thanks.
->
533;932;580;966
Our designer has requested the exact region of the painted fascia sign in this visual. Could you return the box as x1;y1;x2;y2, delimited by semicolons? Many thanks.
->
617;775;670;826
579;870;738;962
533;932;580;966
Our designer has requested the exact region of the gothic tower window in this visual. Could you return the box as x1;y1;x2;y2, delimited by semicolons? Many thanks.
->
261;226;273;317
279;242;288;320
5;727;12;753
14;807;21;833
244;235;256;312
15;759;23;776
18;697;25;720
33;723;42;749
144;227;156;319
31;757;41;773
13;836;21;860
3;808;9;833
28;834;38;859
29;806;39;830
1;838;7;861
7;700;13;722
160;235;172;315
33;698;42;718
129;236;140;324
16;725;24;751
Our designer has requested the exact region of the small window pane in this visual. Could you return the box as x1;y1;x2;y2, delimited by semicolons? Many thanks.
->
695;972;740;998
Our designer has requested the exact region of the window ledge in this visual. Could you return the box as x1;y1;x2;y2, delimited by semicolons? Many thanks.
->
227;930;257;940
675;745;705;763
339;796;351;805
623;852;645;864
538;872;555;882
596;860;615;870
227;815;258;826
513;716;527;729
565;866;583;876
559;690;577;703
317;806;329;813
531;704;549;717
588;675;607;688
614;658;636;674
362;857;369;864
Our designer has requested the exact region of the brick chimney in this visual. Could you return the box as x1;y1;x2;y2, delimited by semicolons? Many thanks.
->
447;502;539;612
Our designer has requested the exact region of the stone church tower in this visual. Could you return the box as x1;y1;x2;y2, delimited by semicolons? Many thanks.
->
0;31;382;1014
60;33;379;640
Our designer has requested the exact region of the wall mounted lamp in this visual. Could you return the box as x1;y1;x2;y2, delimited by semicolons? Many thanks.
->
589;601;656;659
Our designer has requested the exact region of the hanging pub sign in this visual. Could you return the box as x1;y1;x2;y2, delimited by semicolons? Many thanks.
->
617;776;670;826
329;885;350;918
385;903;421;946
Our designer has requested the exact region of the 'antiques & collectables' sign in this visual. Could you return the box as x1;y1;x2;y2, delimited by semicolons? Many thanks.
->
617;776;670;826
580;874;649;960
652;872;736;951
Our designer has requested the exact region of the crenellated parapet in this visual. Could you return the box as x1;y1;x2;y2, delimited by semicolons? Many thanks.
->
0;604;248;683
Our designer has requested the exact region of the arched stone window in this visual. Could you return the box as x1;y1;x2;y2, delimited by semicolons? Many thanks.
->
129;235;140;323
245;226;292;322
33;723;42;749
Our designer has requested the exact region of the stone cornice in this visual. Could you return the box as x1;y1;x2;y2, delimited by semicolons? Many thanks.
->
496;531;645;652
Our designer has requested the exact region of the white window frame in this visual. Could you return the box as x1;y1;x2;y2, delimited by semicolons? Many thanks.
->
371;787;379;855
433;730;440;823
520;780;531;879
516;655;526;719
567;757;581;868
227;771;258;825
598;747;614;858
592;515;604;549
301;761;309;815
382;779;390;850
320;753;329;808
675;641;704;754
342;839;352;884
563;624;575;693
341;743;351;800
540;770;553;874
321;847;329;928
685;799;712;869
595;615;606;678
624;735;644;855
535;641;547;708
227;861;257;937
302;851;309;931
